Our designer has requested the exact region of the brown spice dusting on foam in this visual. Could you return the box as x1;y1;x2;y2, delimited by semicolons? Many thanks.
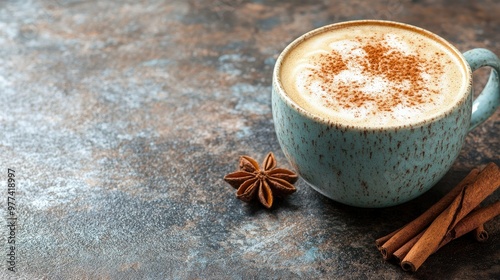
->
318;51;348;76
309;36;444;113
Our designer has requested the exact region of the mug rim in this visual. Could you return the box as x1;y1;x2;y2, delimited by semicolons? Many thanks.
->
273;19;473;130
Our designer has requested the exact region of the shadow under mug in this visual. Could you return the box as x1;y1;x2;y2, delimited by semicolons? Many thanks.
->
272;20;500;208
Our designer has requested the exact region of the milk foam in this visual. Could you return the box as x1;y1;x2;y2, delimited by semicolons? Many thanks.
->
280;23;467;127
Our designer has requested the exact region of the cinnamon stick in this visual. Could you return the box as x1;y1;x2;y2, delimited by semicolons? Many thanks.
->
473;224;489;242
393;231;423;264
378;168;480;259
439;201;500;248
445;164;500;228
395;202;498;268
401;163;500;272
375;228;399;249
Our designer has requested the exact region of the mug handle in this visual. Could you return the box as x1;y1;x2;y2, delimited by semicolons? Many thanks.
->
463;48;500;131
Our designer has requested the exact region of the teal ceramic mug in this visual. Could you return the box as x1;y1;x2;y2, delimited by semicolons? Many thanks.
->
272;20;499;207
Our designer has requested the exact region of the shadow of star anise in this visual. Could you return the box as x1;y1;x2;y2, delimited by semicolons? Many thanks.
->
223;152;298;208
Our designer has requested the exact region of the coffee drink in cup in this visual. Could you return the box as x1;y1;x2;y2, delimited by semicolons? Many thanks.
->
280;23;467;127
272;20;500;207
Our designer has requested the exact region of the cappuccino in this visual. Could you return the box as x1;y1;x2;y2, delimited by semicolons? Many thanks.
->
279;22;468;127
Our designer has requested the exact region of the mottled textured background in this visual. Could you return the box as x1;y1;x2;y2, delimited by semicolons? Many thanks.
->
0;0;498;279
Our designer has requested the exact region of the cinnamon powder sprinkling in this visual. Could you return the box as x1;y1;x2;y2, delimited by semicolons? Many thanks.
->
307;35;445;114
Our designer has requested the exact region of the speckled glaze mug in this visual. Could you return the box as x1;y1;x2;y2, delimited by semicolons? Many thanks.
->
272;20;500;207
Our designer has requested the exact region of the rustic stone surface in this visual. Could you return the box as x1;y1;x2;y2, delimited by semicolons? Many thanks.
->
0;0;498;279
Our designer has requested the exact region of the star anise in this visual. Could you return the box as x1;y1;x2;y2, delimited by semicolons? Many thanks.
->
223;152;298;208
